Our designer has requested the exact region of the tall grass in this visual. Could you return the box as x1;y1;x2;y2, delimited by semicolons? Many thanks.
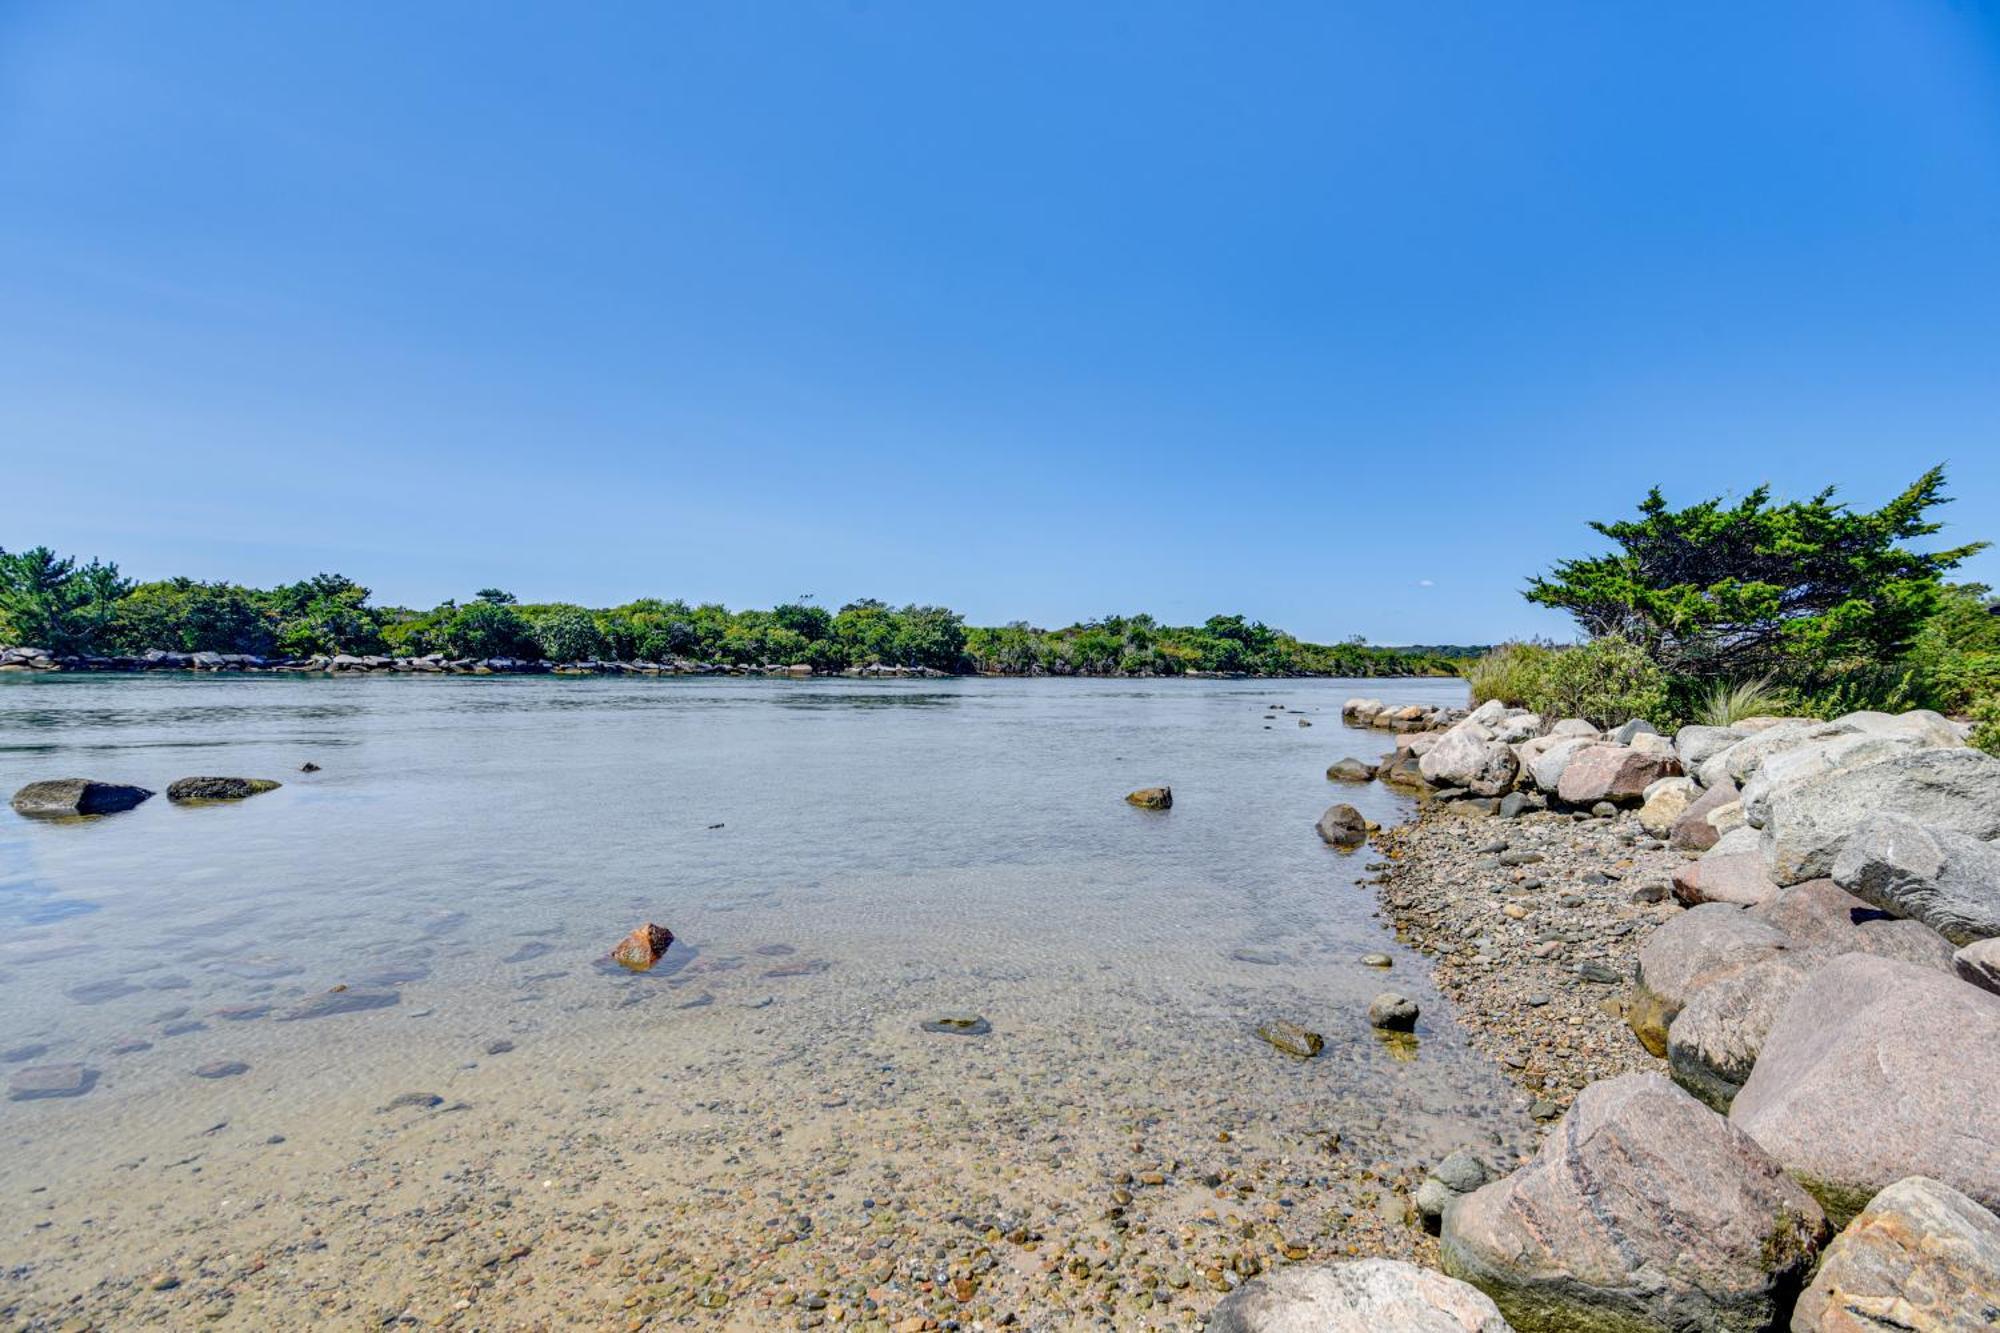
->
1693;676;1784;727
1461;641;1555;708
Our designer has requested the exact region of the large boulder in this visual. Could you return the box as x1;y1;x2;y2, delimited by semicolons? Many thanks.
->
1556;744;1681;806
1696;718;1834;790
1420;724;1519;797
1745;879;1956;972
1669;776;1740;852
1525;736;1595;794
1671;828;1780;907
1740;731;1941;828
1665;955;1809;1111
1957;938;2000;995
1207;1259;1515;1332
1440;1074;1826;1333
1316;804;1368;848
1627;903;1791;1055
1758;746;2000;885
1729;953;2000;1223
1547;718;1599;739
11;778;154;817
1833;708;1966;749
1325;758;1375;783
1791;1175;2000;1333
1830;815;2000;945
1673;724;1745;772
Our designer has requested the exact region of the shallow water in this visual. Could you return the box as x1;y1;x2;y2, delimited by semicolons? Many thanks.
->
0;674;1527;1328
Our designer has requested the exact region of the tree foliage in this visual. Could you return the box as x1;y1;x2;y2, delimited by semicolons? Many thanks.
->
1526;467;1984;695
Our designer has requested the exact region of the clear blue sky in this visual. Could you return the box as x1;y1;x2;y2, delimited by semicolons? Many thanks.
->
3;2;1997;643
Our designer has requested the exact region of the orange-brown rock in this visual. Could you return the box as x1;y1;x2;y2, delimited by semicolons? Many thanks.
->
611;923;675;971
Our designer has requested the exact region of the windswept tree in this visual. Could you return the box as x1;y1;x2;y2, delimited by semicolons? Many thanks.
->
0;546;131;654
1525;467;1985;692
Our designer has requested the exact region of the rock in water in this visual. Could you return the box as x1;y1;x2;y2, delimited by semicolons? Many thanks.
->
1126;786;1173;810
1791;1175;2000;1333
1255;1020;1324;1059
1206;1259;1515;1332
165;777;282;802
1831;814;2000;945
1325;758;1375;783
10;779;153;817
273;989;400;1021
7;1064;97;1100
610;923;675;971
1317;804;1368;848
1728;952;2000;1223
1367;992;1418;1031
920;1014;991;1036
1441;1073;1826;1333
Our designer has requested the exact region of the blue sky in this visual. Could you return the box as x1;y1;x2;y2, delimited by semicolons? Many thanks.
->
3;2;1997;643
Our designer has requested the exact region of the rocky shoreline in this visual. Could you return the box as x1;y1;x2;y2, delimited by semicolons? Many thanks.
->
1217;698;2000;1329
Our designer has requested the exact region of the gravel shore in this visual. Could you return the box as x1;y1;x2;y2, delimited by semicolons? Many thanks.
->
1369;804;1680;1120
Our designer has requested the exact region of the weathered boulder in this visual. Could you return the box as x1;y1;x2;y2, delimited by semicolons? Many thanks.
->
1830;815;2000;945
1325;758;1375;783
11;778;154;817
1548;718;1599;739
1637;776;1697;838
1524;736;1595;793
1672;828;1780;907
1791;1175;2000;1333
1665;955;1809;1111
1673;724;1745;772
1441;1074;1825;1333
1126;786;1173;810
1729;953;2000;1223
1488;711;1542;745
610;922;675;971
1316;804;1368;848
1669;776;1740;852
1759;746;2000;885
1740;731;1941;828
1610;718;1659;745
1745;879;1955;972
1956;938;2000;995
166;777;281;802
1628;903;1791;1055
1833;708;1965;749
1696;718;1833;790
1421;725;1520;797
1556;745;1680;806
1207;1259;1515;1333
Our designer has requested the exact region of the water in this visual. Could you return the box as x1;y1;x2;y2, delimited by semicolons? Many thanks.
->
0;673;1527;1327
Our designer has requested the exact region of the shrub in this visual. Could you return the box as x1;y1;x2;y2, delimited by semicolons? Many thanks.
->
1462;641;1556;708
1532;634;1671;729
1970;694;2000;756
530;606;608;662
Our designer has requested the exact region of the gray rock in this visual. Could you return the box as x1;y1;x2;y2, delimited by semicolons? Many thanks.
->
10;778;153;817
166;776;282;802
1791;1175;2000;1333
273;989;401;1022
1326;758;1376;783
1665;955;1809;1111
1628;903;1791;1056
1740;731;1941;827
1759;747;2000;885
1832;707;1966;749
1206;1259;1515;1333
1556;745;1681;806
1367;992;1419;1031
1547;718;1599;739
1830;814;2000;944
1673;724;1745;772
1697;718;1845;790
1525;736;1596;794
1609;718;1659;745
1255;1020;1323;1059
1316;804;1368;848
1729;953;2000;1223
7;1063;97;1100
1420;725;1520;797
1416;1150;1492;1233
1956;938;2000;995
1441;1073;1826;1333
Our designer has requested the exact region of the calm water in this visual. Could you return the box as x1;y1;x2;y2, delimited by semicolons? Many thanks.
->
0;674;1523;1326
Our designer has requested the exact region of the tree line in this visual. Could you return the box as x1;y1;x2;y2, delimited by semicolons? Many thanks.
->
0;553;1460;677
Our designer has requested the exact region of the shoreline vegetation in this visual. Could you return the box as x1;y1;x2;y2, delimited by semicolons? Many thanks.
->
0;549;1475;679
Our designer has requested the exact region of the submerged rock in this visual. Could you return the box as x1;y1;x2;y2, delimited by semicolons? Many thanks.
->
1207;1259;1515;1332
1125;786;1173;810
1317;804;1368;848
11;778;153;817
1255;1020;1324;1059
165;776;281;802
1367;992;1418;1031
273;988;400;1022
7;1063;97;1100
610;922;676;971
1441;1073;1825;1333
1729;953;2000;1223
1791;1175;2000;1333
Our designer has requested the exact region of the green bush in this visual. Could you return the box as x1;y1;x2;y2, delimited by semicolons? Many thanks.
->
1970;695;2000;756
1692;676;1785;727
1461;641;1556;708
1532;635;1672;729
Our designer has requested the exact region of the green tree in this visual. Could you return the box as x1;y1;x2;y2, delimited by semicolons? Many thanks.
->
439;601;538;659
110;579;273;655
0;546;131;653
1526;468;1985;694
529;605;608;662
265;573;385;656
